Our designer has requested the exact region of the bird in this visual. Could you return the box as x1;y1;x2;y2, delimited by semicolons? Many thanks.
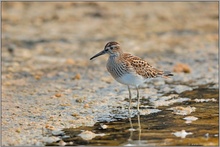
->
90;41;173;115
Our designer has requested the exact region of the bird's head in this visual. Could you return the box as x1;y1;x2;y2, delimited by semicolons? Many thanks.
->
90;41;122;60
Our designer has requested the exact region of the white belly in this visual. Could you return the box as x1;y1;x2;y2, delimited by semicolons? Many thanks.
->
115;73;145;87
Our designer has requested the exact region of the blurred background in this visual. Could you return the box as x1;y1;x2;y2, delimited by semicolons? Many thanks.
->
2;2;218;64
2;2;218;146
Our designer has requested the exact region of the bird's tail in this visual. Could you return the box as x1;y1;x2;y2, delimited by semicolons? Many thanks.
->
163;71;174;78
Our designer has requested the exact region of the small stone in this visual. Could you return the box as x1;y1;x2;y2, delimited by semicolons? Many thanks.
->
100;124;108;129
5;74;12;79
71;113;79;117
84;103;90;108
60;103;71;106
174;85;192;94
45;124;54;130
183;116;198;123
8;44;15;55
128;128;136;131
42;136;60;143
4;82;11;86
65;58;75;65
72;73;81;80
15;128;21;133
34;72;43;80
72;95;79;98
68;142;74;145
58;140;67;146
78;130;105;140
173;63;191;73
35;75;41;80
161;86;172;93
204;133;209;138
194;98;217;102
101;77;113;84
154;80;165;86
55;93;62;97
172;130;193;138
35;141;43;146
167;106;196;115
52;130;65;136
75;98;84;103
7;67;15;72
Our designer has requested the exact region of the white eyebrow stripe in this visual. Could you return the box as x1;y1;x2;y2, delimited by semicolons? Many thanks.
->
110;44;119;48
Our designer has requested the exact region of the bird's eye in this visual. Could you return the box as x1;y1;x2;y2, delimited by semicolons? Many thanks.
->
110;47;113;49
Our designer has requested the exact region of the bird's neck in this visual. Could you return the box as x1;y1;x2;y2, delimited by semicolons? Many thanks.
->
109;53;124;64
109;53;122;60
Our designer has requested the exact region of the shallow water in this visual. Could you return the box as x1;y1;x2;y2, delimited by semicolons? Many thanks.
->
47;85;219;146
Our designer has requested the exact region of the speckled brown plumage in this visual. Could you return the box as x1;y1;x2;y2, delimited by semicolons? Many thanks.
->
121;53;165;78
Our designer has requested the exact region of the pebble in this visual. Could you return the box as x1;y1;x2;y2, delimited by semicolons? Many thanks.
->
152;94;188;107
173;63;191;73
174;85;193;94
15;128;21;133
78;130;105;141
153;79;165;86
71;113;79;117
159;86;172;93
84;104;90;108
204;133;209;138
72;73;81;80
128;128;136;131
45;124;55;130
101;77;113;84
55;93;62;98
194;98;217;103
183;116;198;123
65;59;75;65
167;106;196;115
34;75;41;80
42;136;60;144
52;130;65;136
140;109;161;115
75;98;85;103
100;124;108;129
172;130;193;138
58;140;67;146
7;44;15;55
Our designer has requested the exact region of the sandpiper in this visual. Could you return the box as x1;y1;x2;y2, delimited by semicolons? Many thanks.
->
90;41;173;114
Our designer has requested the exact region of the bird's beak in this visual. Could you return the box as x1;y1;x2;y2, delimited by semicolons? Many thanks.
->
90;50;106;60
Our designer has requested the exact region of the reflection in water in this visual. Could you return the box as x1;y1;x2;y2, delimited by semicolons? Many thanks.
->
47;86;218;146
138;114;141;143
128;114;142;146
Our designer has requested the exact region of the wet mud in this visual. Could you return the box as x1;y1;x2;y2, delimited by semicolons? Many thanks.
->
47;85;219;146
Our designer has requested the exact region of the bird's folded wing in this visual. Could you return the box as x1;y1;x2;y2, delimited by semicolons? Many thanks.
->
123;53;163;78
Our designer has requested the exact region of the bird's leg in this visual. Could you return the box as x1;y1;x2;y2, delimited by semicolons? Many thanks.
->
127;85;132;116
127;85;133;129
136;86;140;114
